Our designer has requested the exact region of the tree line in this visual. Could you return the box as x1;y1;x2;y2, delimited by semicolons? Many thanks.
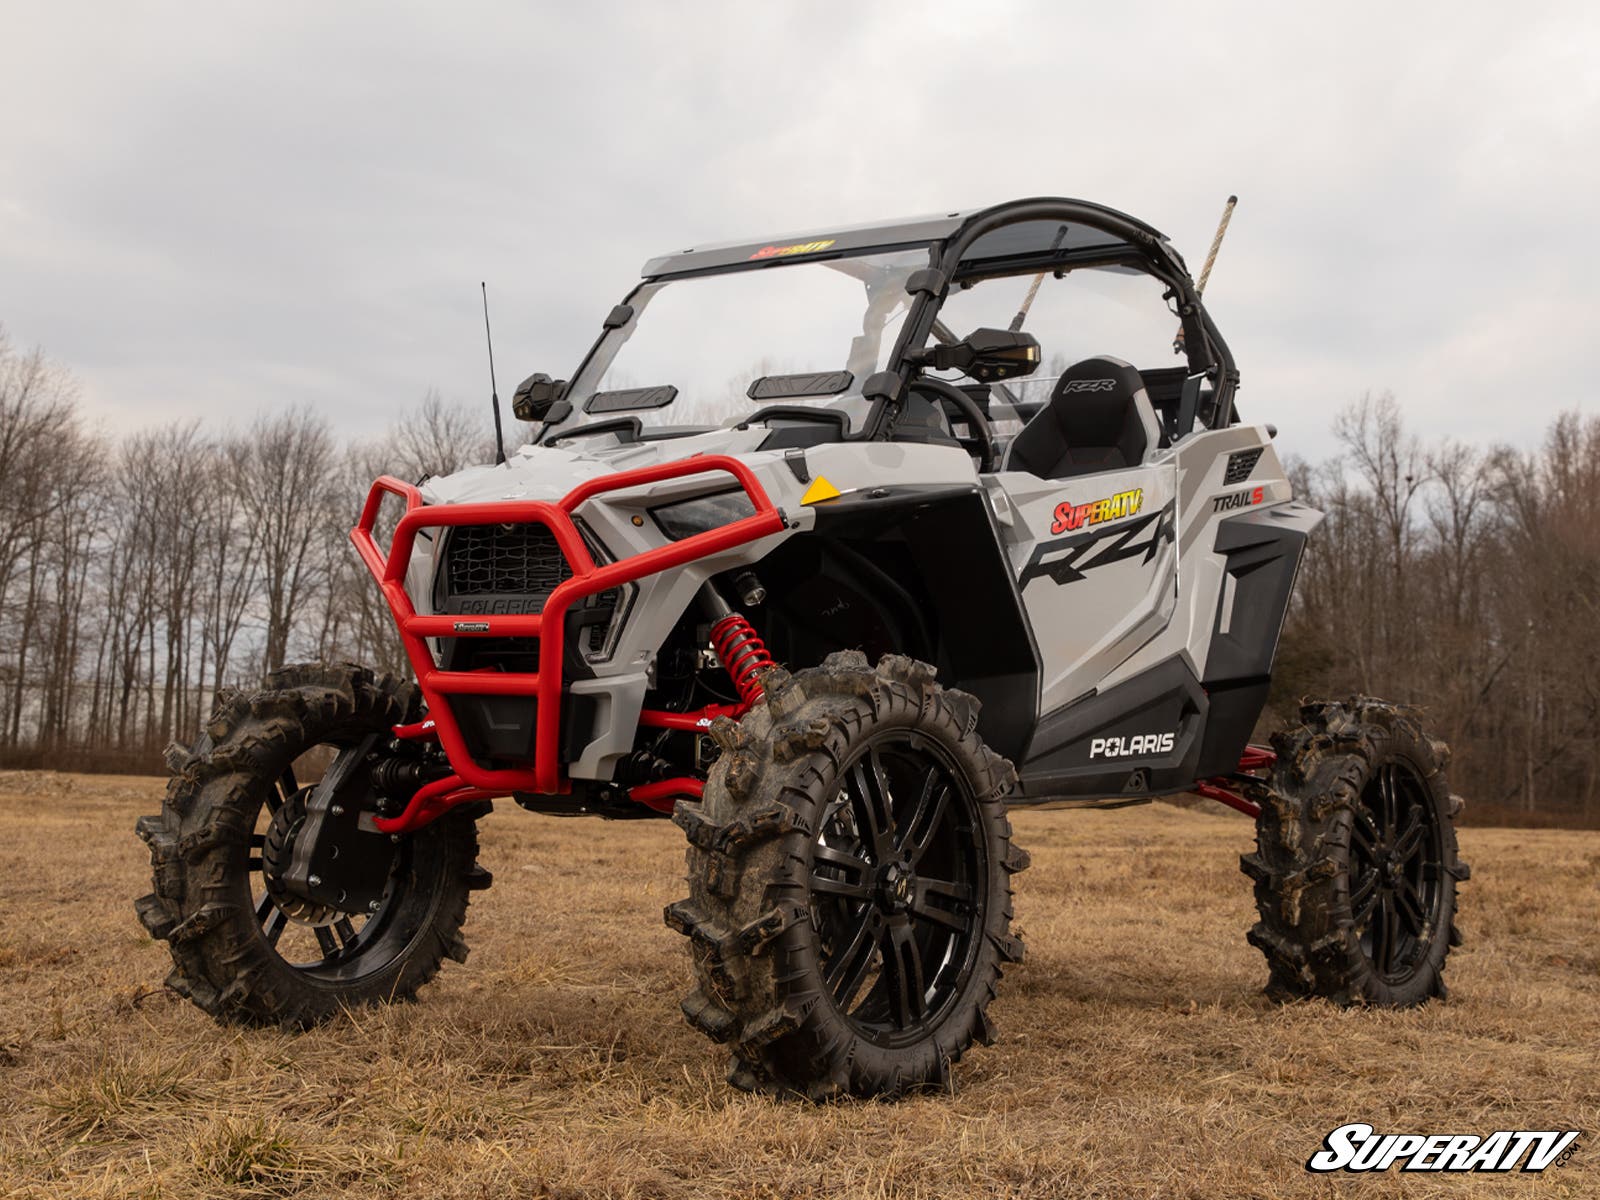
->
1;331;1595;824
0;328;492;772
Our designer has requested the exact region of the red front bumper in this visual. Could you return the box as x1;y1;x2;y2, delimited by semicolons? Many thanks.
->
351;454;785;832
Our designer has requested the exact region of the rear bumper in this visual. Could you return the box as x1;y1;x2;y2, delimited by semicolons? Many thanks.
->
351;454;785;830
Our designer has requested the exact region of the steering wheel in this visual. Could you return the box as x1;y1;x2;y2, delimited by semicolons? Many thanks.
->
908;377;997;474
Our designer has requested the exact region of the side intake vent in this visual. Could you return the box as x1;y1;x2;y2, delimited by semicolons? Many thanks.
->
1223;447;1264;486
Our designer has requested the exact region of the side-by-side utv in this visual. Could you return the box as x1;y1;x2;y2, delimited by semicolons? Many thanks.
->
138;197;1468;1099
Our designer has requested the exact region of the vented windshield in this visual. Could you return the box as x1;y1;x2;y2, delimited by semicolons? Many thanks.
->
551;247;931;434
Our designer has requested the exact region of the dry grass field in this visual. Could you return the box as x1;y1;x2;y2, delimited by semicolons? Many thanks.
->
1;771;1596;1199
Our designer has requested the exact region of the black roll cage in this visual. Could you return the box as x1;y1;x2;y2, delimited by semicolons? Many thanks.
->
544;197;1238;448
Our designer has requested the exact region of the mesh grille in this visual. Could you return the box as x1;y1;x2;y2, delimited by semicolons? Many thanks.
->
1223;448;1264;486
444;524;572;601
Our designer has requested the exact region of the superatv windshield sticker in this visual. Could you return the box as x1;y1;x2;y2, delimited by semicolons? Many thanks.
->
748;239;836;260
1051;487;1143;534
1212;486;1265;512
1020;501;1174;589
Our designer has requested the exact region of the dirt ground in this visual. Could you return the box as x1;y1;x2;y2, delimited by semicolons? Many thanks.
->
0;771;1595;1199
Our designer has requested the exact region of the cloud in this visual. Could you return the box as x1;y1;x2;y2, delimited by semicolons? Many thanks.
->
2;0;1596;459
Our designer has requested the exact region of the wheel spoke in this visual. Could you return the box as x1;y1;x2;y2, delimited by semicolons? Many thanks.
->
1392;808;1426;863
271;767;298;813
1379;766;1398;842
333;917;358;947
263;907;288;947
919;876;972;903
908;886;968;933
825;909;883;1009
901;772;951;866
848;749;898;861
810;873;873;901
255;893;274;923
247;856;264;872
813;843;871;877
1350;816;1378;858
1395;877;1427;934
880;919;927;1028
314;925;339;959
1349;869;1380;924
250;832;266;850
1372;894;1401;973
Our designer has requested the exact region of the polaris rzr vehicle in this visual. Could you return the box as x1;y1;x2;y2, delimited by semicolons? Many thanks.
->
138;197;1468;1099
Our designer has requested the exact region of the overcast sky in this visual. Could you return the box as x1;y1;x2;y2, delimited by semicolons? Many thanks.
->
3;1;1596;462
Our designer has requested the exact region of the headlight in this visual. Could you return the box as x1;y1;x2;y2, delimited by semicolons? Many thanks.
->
650;490;756;540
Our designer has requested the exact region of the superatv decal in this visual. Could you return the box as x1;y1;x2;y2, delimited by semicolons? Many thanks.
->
1090;732;1175;759
748;239;836;260
1020;501;1175;589
1212;486;1264;513
1050;487;1143;534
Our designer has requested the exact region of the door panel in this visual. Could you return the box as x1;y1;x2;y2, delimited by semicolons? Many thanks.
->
993;463;1177;714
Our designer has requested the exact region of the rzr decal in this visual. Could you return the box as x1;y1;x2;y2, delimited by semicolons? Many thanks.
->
1020;501;1175;588
748;239;836;260
1050;487;1143;534
1061;378;1118;393
1213;486;1265;513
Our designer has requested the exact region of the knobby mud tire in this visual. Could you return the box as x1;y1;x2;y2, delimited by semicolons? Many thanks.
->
1242;697;1469;1007
665;651;1028;1100
135;663;482;1026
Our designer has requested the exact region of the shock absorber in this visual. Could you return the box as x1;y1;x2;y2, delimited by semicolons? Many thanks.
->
699;581;776;708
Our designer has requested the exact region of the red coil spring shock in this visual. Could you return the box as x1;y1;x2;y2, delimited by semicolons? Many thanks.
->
710;612;776;708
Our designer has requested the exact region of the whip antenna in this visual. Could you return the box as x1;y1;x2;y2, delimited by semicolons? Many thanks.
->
1174;195;1237;354
481;282;507;465
1008;224;1069;332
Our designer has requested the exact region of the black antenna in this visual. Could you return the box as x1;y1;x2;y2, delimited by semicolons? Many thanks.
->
481;282;507;465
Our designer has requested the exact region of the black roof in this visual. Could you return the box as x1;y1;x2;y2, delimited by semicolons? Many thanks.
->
639;197;1173;279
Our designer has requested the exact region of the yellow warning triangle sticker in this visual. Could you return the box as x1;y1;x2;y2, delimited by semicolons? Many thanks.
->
801;476;842;505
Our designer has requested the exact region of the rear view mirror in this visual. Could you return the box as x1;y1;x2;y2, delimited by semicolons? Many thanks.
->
512;373;568;421
911;328;1042;384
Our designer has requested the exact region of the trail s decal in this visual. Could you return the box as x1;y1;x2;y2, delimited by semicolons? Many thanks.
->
1020;501;1174;589
1050;487;1143;534
1212;486;1264;512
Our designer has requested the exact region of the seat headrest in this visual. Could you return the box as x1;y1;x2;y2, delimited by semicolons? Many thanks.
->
1048;357;1148;441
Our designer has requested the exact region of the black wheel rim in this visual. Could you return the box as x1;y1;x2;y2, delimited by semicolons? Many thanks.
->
247;750;412;982
808;731;986;1048
1349;759;1443;983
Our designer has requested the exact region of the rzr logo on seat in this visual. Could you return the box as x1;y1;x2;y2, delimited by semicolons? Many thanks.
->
1090;732;1175;759
1062;378;1117;393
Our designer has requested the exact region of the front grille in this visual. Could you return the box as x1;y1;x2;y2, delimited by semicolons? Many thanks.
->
444;524;572;602
436;522;628;660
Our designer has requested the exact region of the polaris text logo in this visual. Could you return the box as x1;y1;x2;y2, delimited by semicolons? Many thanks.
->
451;597;544;615
1089;732;1174;759
1307;1124;1579;1174
1061;378;1117;393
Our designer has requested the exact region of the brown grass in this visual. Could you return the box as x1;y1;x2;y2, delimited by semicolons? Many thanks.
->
1;771;1596;1199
